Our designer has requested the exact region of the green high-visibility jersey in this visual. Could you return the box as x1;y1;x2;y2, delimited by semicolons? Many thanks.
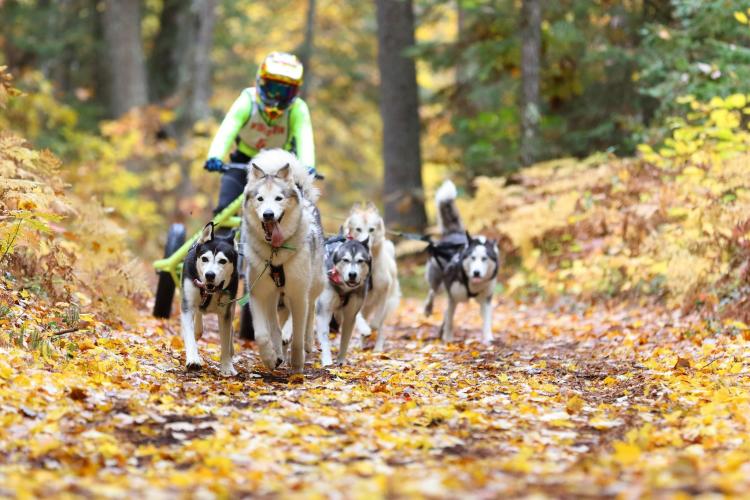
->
207;87;315;169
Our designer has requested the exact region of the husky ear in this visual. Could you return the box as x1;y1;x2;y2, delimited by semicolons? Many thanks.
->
365;201;378;212
361;236;370;251
276;164;290;180
337;225;345;237
350;202;362;214
250;163;265;180
465;230;472;242
199;222;214;244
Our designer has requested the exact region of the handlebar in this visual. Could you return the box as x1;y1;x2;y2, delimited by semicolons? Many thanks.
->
220;162;325;180
221;162;250;171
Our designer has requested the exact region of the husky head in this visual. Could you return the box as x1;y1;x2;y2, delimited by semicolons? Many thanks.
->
328;237;372;290
244;160;301;248
345;201;386;246
194;222;238;292
461;235;499;285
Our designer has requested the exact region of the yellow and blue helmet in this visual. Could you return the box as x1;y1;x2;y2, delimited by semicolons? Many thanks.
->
256;52;304;120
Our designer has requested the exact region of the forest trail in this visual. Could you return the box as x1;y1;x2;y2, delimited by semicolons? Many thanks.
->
2;290;749;497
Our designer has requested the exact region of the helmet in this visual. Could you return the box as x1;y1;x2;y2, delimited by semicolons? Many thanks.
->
256;52;304;120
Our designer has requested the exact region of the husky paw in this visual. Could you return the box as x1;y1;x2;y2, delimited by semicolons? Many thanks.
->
320;351;333;367
481;336;493;346
220;364;238;377
373;343;385;353
275;357;284;369
185;356;203;371
355;315;372;337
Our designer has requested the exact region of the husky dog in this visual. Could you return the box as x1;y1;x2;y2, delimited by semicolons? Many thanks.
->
241;149;325;373
344;202;401;352
425;180;499;344
181;222;239;376
315;235;372;366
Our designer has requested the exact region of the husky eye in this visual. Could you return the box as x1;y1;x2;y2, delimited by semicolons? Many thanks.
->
275;196;283;202
356;227;362;233
201;256;209;263
343;258;351;263
481;257;488;262
356;258;365;263
218;258;227;265
257;196;264;202
368;228;374;233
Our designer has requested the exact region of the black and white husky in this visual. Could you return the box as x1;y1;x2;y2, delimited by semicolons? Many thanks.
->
242;149;326;374
315;235;372;366
181;222;239;375
424;180;499;344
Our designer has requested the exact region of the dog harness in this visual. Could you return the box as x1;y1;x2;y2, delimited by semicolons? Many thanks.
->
192;278;233;309
269;262;285;288
426;236;469;271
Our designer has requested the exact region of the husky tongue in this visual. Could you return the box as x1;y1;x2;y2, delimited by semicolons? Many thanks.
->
271;222;285;248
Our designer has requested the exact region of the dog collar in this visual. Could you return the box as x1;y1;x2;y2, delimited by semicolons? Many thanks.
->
327;267;343;285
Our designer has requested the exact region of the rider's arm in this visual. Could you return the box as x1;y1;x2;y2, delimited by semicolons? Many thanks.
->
207;90;253;160
289;98;315;170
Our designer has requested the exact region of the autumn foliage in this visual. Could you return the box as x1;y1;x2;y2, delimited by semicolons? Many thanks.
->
1;68;148;323
4;10;750;494
460;93;750;319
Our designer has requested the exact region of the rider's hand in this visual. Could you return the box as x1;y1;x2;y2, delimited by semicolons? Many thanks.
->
204;157;224;172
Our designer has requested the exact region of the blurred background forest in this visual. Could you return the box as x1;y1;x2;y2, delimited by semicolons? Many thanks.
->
3;0;750;317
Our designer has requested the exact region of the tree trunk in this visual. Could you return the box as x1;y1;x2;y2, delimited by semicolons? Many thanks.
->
101;0;148;117
298;0;316;99
149;0;184;101
169;0;217;130
375;0;427;232
520;0;541;166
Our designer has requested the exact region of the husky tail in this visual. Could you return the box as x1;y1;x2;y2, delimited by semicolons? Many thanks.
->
435;179;464;237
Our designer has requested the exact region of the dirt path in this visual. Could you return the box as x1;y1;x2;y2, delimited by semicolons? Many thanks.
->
1;296;750;497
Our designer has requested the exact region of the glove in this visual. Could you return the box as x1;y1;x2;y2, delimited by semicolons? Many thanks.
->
307;166;324;180
204;157;224;172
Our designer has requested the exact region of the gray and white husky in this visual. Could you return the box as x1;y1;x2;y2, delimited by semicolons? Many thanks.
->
181;222;239;376
315;235;372;366
424;180;499;344
241;149;325;373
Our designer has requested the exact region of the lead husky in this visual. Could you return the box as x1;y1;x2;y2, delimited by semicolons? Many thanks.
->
344;202;400;351
316;235;372;366
241;149;325;373
181;222;239;376
425;180;499;344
